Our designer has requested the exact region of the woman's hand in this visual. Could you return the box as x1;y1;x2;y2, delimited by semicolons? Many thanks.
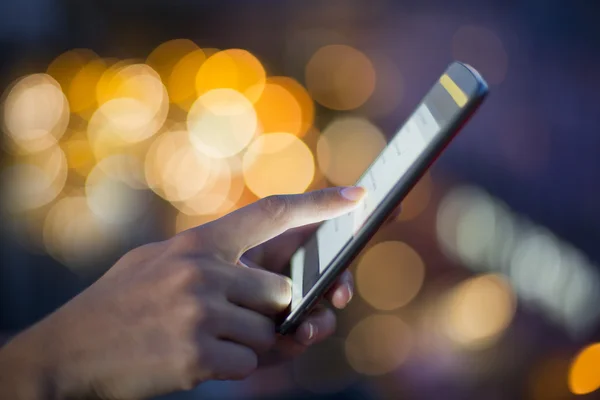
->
0;187;365;400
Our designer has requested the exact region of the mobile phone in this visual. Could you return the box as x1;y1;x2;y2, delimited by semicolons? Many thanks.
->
276;61;489;335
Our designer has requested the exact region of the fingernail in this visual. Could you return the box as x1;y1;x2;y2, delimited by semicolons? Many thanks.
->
307;322;315;340
304;322;317;344
346;283;353;303
333;288;347;309
280;276;293;306
340;186;366;202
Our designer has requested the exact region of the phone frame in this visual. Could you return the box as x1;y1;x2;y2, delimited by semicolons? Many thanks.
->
276;61;489;335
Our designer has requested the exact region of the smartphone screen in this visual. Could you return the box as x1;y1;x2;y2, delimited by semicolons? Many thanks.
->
278;62;488;334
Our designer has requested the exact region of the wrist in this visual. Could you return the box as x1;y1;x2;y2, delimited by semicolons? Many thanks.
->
0;323;63;400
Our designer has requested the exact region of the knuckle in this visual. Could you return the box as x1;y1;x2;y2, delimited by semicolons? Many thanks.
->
170;261;205;288
272;274;292;305
172;229;204;253
308;189;331;213
259;195;291;222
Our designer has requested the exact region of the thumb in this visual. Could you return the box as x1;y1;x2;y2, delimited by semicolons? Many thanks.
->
202;187;366;262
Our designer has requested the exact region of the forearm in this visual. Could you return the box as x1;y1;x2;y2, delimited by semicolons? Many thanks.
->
0;328;60;400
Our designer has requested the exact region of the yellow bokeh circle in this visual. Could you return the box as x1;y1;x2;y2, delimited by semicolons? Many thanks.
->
243;133;314;198
357;241;425;310
306;45;376;110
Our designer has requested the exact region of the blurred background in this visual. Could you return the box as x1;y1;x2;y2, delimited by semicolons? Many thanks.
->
1;0;600;399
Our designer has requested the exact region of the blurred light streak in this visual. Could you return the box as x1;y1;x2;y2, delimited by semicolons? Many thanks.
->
356;241;425;311
1;145;68;213
168;49;206;110
569;343;600;395
305;44;376;110
2;73;69;154
441;274;516;349
437;186;600;336
195;49;266;103
317;117;386;186
345;315;413;375
452;25;508;85
397;173;433;222
187;88;258;158
243;133;314;198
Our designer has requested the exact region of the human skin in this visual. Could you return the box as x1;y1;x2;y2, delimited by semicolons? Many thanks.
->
0;186;365;400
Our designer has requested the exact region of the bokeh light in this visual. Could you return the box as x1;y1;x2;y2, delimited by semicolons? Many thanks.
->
195;49;266;103
168;48;206;110
345;315;413;376
1;145;68;213
356;241;425;310
46;48;98;93
187;88;258;158
68;59;107;117
175;157;244;216
243;132;314;198
452;25;508;85
146;38;199;85
268;77;314;136
43;195;117;270
95;59;134;105
2;73;69;154
437;185;600;336
569;343;600;395
86;156;151;224
397;173;433;222
254;77;310;137
61;131;96;177
436;186;500;266
529;354;574;400
317;117;386;186
88;64;168;158
442;274;516;349
305;44;376;110
145;129;213;202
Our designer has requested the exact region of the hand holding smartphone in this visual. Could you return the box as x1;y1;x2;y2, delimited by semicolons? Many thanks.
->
276;61;489;334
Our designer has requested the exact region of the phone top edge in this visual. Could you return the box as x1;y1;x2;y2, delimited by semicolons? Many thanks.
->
449;61;489;98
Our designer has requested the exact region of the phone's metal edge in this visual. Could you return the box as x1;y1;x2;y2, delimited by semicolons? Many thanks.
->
277;62;489;335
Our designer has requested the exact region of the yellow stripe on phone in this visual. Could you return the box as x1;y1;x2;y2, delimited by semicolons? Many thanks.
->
440;74;467;108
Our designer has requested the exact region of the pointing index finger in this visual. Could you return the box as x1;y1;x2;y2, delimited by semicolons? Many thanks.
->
203;187;365;262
